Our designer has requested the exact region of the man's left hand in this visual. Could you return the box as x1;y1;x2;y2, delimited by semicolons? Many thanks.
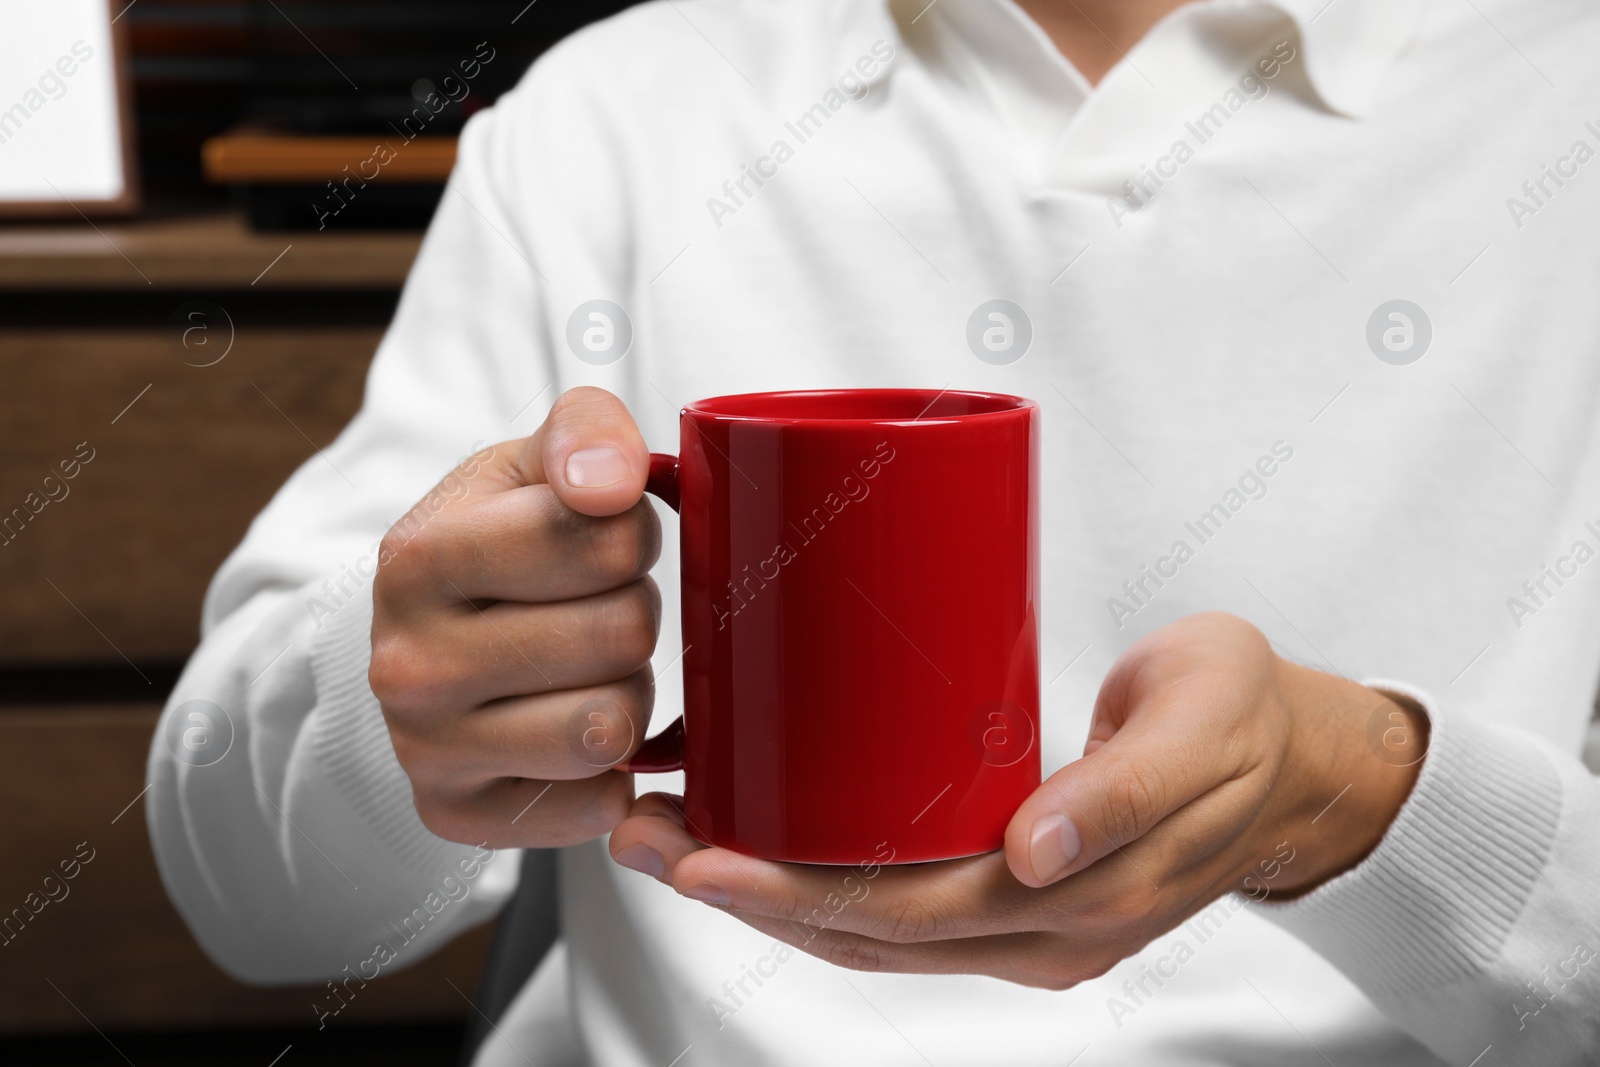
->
608;612;1427;989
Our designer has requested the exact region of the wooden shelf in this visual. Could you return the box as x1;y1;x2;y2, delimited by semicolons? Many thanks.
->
0;212;422;290
203;133;458;182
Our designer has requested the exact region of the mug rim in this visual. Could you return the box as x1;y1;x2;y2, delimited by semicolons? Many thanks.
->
683;388;1035;426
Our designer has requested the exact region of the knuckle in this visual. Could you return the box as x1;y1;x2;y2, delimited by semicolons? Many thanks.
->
390;742;464;810
374;531;450;616
1092;882;1165;933
619;664;657;720
563;670;655;771
546;388;584;425
1030;966;1078;992
1075;955;1117;984
379;498;449;579
373;528;418;594
412;795;475;845
1028;956;1106;992
881;895;943;943
369;634;452;712
384;721;429;775
763;893;813;926
565;693;640;769
584;509;653;587
375;528;406;573
629;501;664;570
591;581;660;668
549;386;623;431
1097;760;1166;843
819;938;886;975
368;635;416;707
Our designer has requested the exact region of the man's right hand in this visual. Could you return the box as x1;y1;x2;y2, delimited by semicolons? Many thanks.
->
369;387;662;848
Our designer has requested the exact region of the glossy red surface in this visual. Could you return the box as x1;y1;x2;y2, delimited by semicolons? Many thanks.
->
624;389;1040;864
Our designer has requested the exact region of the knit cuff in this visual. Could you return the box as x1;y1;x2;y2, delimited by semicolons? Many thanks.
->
1256;679;1563;1001
305;580;463;872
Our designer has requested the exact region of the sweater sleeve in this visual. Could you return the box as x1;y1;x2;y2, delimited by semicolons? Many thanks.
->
1256;680;1600;1065
144;42;633;984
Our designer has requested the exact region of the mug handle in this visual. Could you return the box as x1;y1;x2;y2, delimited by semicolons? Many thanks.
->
618;453;687;773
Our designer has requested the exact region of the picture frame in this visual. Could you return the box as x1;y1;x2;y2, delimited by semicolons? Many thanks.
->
0;0;139;218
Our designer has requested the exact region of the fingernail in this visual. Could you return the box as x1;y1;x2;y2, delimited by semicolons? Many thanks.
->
682;883;730;906
566;446;628;488
613;844;664;880
1029;812;1082;884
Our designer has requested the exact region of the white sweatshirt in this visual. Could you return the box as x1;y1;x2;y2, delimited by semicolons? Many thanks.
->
147;0;1600;1063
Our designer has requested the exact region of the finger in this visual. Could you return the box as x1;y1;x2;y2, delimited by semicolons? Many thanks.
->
625;790;687;825
414;771;636;850
528;386;652;517
609;792;709;882
381;387;649;595
377;389;648;607
468;577;660;696
652;846;1034;943
371;578;661;709
457;579;661;701
395;489;661;606
730;913;1087;990
445;388;650;506
619;799;1196;955
402;668;656;787
1004;697;1234;889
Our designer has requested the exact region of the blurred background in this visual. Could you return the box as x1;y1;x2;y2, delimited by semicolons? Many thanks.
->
0;1;637;1063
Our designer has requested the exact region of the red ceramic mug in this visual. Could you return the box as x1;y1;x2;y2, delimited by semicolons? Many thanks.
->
621;389;1039;865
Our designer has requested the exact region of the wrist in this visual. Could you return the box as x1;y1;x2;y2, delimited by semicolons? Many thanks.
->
1262;661;1429;898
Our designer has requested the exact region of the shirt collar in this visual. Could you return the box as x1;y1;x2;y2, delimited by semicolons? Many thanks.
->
862;0;1432;120
1268;0;1432;117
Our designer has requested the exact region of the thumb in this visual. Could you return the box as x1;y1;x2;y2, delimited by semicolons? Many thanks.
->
1003;711;1220;889
528;386;651;517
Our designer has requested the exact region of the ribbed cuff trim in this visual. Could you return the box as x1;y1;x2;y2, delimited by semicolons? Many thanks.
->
1257;680;1563;1001
306;581;464;872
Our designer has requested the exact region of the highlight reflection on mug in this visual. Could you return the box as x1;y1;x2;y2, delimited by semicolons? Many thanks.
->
967;699;1035;767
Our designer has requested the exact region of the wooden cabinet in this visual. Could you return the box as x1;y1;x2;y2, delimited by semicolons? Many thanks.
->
0;214;492;1033
0;326;379;663
0;707;492;1031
